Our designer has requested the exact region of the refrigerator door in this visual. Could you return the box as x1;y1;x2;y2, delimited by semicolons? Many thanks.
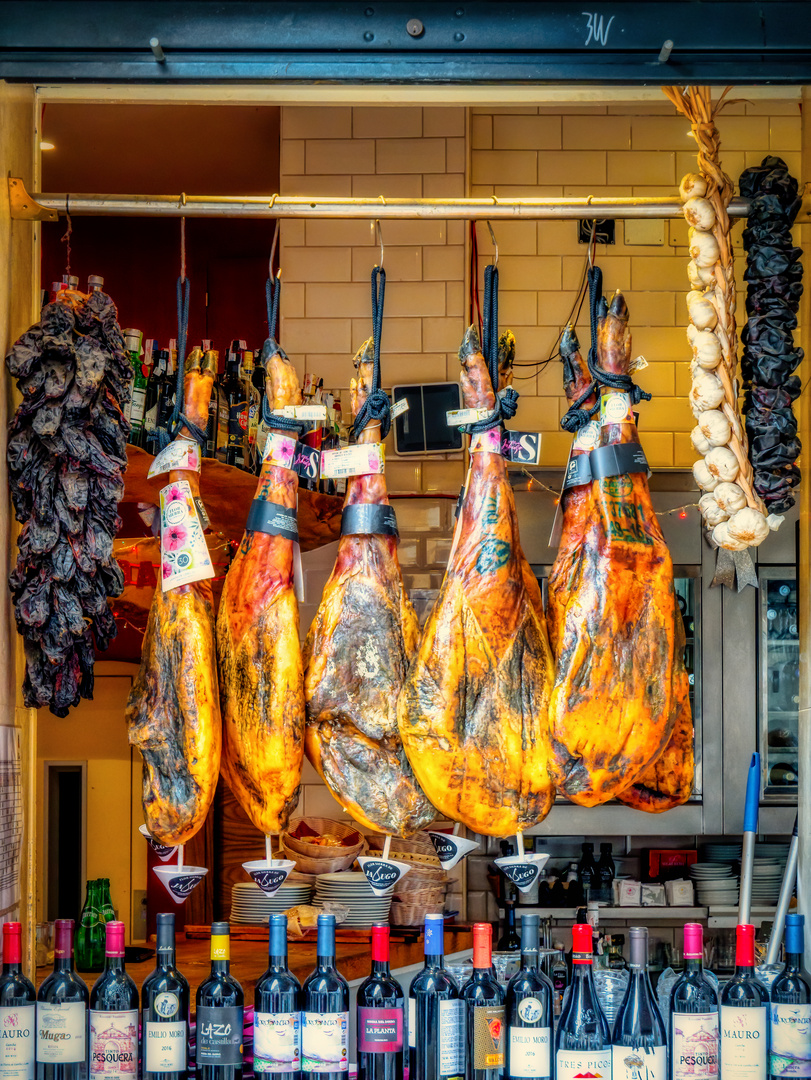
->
759;567;800;801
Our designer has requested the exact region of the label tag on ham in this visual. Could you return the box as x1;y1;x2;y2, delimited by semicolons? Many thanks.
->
159;480;215;592
263;433;297;469
589;442;650;481
600;392;634;426
340;503;399;538
562;453;594;492
446;406;493;426
321;443;385;479
194;496;211;530
292;442;321;483
148;438;201;478
500;431;542;465
470;429;503;454
272;404;328;422
391;398;410;419
574;420;601;453
246;499;299;542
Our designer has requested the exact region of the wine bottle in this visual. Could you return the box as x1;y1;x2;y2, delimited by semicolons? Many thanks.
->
669;923;719;1080
611;926;666;1080
769;912;811;1079
141;913;190;1080
89;921;138;1080
577;844;597;899
409;914;464;1080
550;946;568;1017
505;914;553;1080
301;914;349;1079
0;922;36;1080
460;923;505;1080
222;342;248;469
144;347;167;455
554;923;611;1080
357;925;404;1080
720;923;768;1078
254;914;302;1079
36;919;89;1080
195;923;244;1080
498;906;520;954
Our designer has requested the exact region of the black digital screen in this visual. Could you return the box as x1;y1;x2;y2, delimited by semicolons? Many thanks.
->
392;383;463;454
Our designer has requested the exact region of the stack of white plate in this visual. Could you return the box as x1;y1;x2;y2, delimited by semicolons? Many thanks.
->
755;843;789;866
314;872;392;927
230;881;313;924
750;859;784;906
690;863;739;906
702;843;742;863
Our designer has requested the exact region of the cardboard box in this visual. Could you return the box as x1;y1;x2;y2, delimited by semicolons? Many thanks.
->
641;883;667;907
665;879;695;906
618;880;642;906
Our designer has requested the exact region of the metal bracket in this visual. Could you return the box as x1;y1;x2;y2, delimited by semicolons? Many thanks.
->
8;178;58;221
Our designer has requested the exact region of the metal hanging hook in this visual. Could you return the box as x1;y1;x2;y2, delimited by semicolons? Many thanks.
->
269;218;281;281
486;220;498;267
61;194;73;275
179;215;187;283
373;218;384;269
587;218;597;269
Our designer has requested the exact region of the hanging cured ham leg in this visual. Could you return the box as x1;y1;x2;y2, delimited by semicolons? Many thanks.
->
303;339;435;836
550;291;681;806
217;340;305;836
398;328;555;836
546;325;599;659
126;348;221;846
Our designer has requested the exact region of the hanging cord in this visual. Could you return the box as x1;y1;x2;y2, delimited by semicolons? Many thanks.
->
61;196;72;277
352;264;392;440
259;220;304;435
465;262;519;434
159;216;206;448
584;264;652;404
468;220;483;337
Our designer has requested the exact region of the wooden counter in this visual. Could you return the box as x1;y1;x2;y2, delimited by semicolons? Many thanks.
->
37;929;474;1006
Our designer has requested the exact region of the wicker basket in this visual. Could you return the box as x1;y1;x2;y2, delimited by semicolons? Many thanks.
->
393;886;446;905
390;900;446;927
283;818;364;858
283;847;360;875
368;833;439;862
398;864;447;888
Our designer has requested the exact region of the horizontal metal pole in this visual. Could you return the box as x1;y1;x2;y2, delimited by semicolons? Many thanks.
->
24;188;753;220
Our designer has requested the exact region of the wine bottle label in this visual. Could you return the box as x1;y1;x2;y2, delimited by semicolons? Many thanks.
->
555;1049;611;1080
720;1004;767;1077
770;1002;811;1076
672;1012;719;1078
254;1011;301;1074
358;1007;403;1053
472;1006;505;1070
612;1043;666;1079
196;1005;243;1067
301;1012;349;1073
36;1002;87;1064
508;1025;550;1077
439;999;465;1075
89;1010;138;1080
228;402;248;451
144;1019;187;1072
130;387;147;426
0;1004;35;1080
408;998;416;1049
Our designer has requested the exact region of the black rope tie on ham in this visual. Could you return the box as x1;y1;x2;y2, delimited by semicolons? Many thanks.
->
260;268;304;436
352;266;392;440
739;155;803;514
464;264;519;434
157;276;207;449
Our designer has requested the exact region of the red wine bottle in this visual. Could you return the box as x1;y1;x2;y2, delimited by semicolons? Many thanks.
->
669;923;719;1080
505;914;552;1080
36;919;89;1080
141;913;190;1080
89;921;138;1080
0;922;36;1080
195;923;244;1080
357;925;404;1080
409;914;464;1080
254;914;302;1079
611;926;666;1080
554;923;610;1080
301;914;348;1080
769;913;811;1079
720;923;768;1078
460;923;505;1080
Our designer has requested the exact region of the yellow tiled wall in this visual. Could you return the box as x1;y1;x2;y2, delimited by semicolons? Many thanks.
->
279;98;802;475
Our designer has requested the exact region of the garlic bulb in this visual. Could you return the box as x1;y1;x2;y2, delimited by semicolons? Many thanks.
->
705;445;739;482
680;173;707;201
690;371;724;412
767;513;785;532
691;425;712;455
691;329;722;369
696;409;731;447
686;290;718;331
727;506;770;547
683;196;716;231
693;458;718;491
699;493;729;527
713;520;748;551
687;260;716;289
689;228;720;268
714;481;747;514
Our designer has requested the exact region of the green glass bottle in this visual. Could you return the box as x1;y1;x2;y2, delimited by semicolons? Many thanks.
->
76;879;105;972
99;878;116;923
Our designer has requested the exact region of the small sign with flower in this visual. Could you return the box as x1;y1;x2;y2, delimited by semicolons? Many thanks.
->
159;479;214;591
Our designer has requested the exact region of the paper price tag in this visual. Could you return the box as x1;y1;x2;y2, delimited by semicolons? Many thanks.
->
391;398;410;420
160;480;214;591
321;443;385;479
600;392;634;426
263;432;297;469
148;438;200;479
573;420;600;453
446;407;492;427
272;404;327;421
292;441;321;482
501;430;542;466
629;353;649;373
